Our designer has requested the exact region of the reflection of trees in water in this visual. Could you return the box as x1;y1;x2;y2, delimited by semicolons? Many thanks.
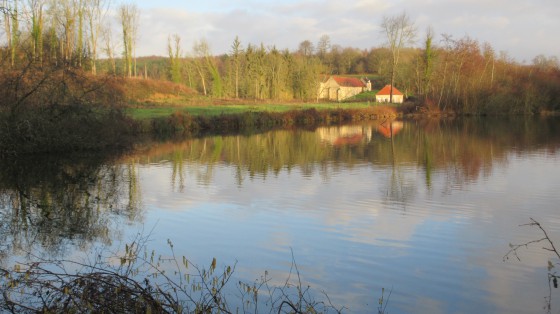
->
385;166;417;207
132;116;560;196
0;156;142;262
384;120;417;207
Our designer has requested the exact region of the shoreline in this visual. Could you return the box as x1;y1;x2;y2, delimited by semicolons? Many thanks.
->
1;103;558;157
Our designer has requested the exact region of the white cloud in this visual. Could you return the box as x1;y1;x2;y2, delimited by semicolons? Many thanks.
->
125;0;559;61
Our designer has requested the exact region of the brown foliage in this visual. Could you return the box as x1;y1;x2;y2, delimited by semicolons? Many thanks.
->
114;77;197;105
0;65;137;155
0;66;126;110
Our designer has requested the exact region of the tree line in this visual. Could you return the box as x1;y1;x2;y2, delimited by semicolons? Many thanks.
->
2;2;559;113
1;0;138;76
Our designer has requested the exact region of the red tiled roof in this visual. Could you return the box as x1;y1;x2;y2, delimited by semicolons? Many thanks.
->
376;85;403;96
332;76;366;88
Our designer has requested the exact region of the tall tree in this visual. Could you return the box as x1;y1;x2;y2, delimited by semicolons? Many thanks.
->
119;2;138;78
422;26;434;100
27;0;44;64
48;0;82;66
298;39;314;58
245;44;266;99
101;24;117;75
381;12;416;102
316;34;330;59
167;33;182;83
85;0;109;75
76;0;84;67
316;34;332;72
192;39;209;95
10;0;19;67
2;0;13;67
230;36;243;99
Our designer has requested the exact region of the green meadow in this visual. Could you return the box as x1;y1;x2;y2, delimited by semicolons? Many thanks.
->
125;101;388;120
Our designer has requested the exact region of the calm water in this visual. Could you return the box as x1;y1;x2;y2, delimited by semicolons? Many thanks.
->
1;116;560;313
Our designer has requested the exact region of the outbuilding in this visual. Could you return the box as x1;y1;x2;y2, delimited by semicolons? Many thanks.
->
375;85;404;103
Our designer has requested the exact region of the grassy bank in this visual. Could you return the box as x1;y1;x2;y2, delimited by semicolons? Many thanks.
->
126;101;389;120
134;105;399;137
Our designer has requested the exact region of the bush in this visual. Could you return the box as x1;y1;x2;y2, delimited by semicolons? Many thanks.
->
0;65;136;156
0;235;345;313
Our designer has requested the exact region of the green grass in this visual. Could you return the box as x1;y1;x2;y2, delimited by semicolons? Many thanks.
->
126;102;385;120
344;90;379;102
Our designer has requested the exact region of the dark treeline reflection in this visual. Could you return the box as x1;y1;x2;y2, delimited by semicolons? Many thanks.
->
131;116;560;188
0;154;142;262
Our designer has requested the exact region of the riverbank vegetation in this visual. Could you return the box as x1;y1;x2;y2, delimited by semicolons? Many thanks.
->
0;64;137;156
0;234;345;313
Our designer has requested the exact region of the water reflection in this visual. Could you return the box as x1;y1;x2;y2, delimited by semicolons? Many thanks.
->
130;116;560;190
125;116;560;313
1;116;560;313
0;155;142;261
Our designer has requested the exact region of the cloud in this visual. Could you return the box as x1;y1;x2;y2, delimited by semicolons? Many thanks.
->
128;0;559;61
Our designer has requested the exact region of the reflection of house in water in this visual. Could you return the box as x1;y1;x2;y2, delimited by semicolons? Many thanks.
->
318;125;373;146
376;121;404;138
318;122;404;146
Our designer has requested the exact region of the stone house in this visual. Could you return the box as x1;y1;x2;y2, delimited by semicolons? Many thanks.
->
318;76;371;101
375;85;404;103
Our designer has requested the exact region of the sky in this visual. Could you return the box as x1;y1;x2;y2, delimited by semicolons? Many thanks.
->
128;0;559;63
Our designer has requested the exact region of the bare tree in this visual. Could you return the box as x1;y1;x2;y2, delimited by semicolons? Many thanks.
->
27;0;44;64
118;2;138;78
9;0;19;67
191;39;222;97
2;0;14;66
381;12;416;103
49;0;80;66
192;39;209;95
298;39;314;58
316;34;332;73
316;34;330;58
101;23;116;75
84;0;109;75
76;0;84;67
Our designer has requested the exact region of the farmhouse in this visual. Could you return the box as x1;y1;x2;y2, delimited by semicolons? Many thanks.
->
318;76;371;101
375;85;404;103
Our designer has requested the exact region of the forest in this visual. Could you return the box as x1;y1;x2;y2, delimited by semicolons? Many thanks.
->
1;0;560;114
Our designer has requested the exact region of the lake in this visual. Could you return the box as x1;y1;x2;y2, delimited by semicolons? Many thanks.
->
1;116;560;313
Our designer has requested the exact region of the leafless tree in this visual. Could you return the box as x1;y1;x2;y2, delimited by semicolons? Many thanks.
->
118;2;138;78
3;0;19;67
298;39;314;58
85;0;109;75
381;12;416;103
192;39;210;95
101;23;117;75
26;0;45;64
